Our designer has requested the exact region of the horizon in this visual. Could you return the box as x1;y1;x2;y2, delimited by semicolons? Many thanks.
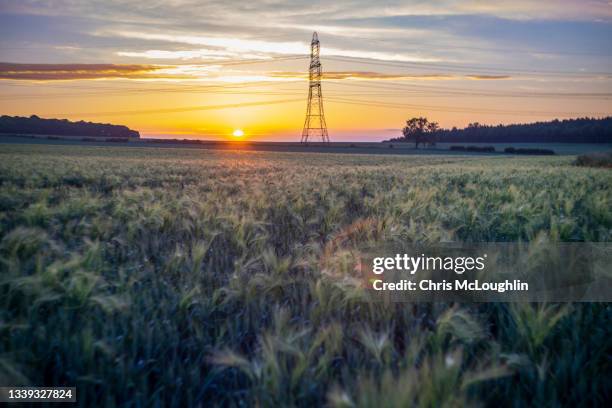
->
1;0;611;141
5;113;611;144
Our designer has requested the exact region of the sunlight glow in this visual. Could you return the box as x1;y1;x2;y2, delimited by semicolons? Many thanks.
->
232;129;245;137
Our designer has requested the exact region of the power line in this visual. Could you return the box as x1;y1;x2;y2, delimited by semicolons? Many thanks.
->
325;96;611;117
45;98;303;117
324;56;612;77
337;35;612;58
201;55;307;66
0;90;303;99
3;75;610;100
325;79;612;99
0;79;303;92
19;94;609;120
0;81;306;99
4;37;609;58
4;86;610;100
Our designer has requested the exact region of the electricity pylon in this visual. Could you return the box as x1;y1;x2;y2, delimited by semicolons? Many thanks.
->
301;32;329;143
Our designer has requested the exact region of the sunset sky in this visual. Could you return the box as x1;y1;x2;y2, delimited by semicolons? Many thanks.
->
1;0;611;141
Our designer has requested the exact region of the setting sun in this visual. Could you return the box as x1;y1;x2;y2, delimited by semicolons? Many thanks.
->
232;129;244;138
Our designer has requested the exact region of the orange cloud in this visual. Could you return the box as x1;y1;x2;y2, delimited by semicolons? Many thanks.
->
466;75;512;80
0;63;513;82
0;63;177;81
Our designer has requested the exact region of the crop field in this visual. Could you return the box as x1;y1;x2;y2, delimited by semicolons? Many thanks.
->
0;143;610;406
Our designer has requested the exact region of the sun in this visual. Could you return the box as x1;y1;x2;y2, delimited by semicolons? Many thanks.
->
232;129;244;138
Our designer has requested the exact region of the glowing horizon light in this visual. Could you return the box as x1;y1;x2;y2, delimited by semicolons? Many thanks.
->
232;129;245;138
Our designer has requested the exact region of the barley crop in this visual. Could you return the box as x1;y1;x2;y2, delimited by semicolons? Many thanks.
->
0;144;610;406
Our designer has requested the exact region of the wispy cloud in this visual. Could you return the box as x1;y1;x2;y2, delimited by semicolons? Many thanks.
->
271;71;454;80
110;31;309;56
110;31;440;63
324;0;612;21
0;63;516;82
116;49;240;60
3;0;609;74
270;71;513;80
466;75;512;80
0;63;173;81
4;0;610;22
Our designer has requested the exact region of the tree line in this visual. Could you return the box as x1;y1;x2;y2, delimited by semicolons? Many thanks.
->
0;115;140;139
386;116;612;147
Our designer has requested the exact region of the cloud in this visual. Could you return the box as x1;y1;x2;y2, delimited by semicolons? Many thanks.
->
4;0;611;23
4;0;607;77
116;49;239;60
0;63;177;80
466;75;512;80
0;63;514;82
322;0;612;22
270;71;512;80
110;31;310;55
109;31;440;63
270;71;455;80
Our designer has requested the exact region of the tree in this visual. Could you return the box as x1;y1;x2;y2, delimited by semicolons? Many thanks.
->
402;117;428;148
385;117;612;144
401;117;439;148
426;121;440;146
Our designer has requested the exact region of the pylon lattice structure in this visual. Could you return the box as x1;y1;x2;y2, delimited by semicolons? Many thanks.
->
301;32;329;143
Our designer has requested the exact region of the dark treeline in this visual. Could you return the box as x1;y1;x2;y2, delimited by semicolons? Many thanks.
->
0;115;140;139
387;117;612;144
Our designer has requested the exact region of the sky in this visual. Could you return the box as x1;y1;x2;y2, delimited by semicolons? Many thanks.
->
0;0;611;141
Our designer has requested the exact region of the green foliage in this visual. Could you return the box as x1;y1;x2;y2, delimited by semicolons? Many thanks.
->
574;152;612;168
0;144;610;406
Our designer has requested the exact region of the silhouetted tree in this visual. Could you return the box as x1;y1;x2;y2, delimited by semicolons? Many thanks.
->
0;115;140;139
402;117;427;148
386;117;612;144
401;117;439;148
426;121;440;146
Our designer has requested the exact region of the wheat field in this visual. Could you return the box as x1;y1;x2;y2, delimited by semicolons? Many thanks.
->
0;144;610;406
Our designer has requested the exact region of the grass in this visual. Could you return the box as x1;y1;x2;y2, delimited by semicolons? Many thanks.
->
575;152;612;168
0;143;610;406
